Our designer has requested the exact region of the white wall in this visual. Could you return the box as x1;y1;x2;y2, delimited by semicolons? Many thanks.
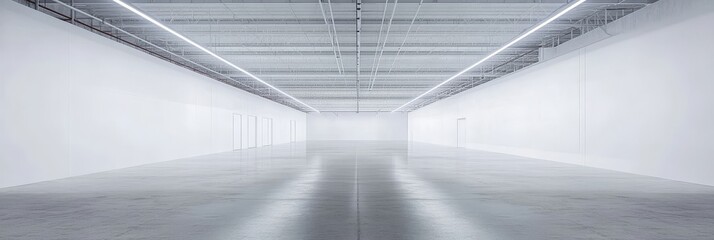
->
307;112;407;141
409;0;714;186
0;1;306;188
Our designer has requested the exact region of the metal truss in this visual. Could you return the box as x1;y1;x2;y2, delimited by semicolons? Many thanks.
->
15;0;657;112
403;0;654;111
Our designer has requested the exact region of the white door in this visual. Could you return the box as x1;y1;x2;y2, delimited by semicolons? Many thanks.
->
261;118;273;146
247;116;257;148
457;118;466;148
232;114;242;150
261;118;268;146
290;120;296;142
268;118;273;146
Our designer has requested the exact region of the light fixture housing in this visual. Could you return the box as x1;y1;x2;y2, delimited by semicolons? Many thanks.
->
392;0;587;112
112;0;320;113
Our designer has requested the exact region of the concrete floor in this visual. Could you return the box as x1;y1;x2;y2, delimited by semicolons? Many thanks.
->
1;141;714;240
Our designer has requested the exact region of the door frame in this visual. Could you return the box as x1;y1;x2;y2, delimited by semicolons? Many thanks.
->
261;117;273;146
232;114;242;150
457;118;466;148
289;120;296;142
247;115;258;148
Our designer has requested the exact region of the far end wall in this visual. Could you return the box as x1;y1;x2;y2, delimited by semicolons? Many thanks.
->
408;0;714;185
307;112;407;141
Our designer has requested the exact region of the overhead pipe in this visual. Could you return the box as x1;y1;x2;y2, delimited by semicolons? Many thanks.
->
355;0;362;112
368;0;399;90
383;0;424;85
318;0;344;75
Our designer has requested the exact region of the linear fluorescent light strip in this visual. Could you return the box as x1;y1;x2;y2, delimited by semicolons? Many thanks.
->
112;0;320;113
392;0;586;112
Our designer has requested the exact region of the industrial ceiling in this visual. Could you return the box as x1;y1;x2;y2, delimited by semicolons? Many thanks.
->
20;0;657;112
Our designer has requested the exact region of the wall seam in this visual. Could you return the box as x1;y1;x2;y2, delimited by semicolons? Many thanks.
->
579;47;588;166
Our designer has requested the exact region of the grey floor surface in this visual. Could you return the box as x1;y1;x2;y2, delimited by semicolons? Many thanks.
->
1;141;714;240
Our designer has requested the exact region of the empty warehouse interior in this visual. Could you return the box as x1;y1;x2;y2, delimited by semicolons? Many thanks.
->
1;0;714;239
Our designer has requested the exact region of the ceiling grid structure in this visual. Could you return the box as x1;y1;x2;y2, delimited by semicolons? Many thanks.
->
19;0;658;112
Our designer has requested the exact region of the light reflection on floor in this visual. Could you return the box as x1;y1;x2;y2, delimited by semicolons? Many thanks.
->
1;141;714;240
